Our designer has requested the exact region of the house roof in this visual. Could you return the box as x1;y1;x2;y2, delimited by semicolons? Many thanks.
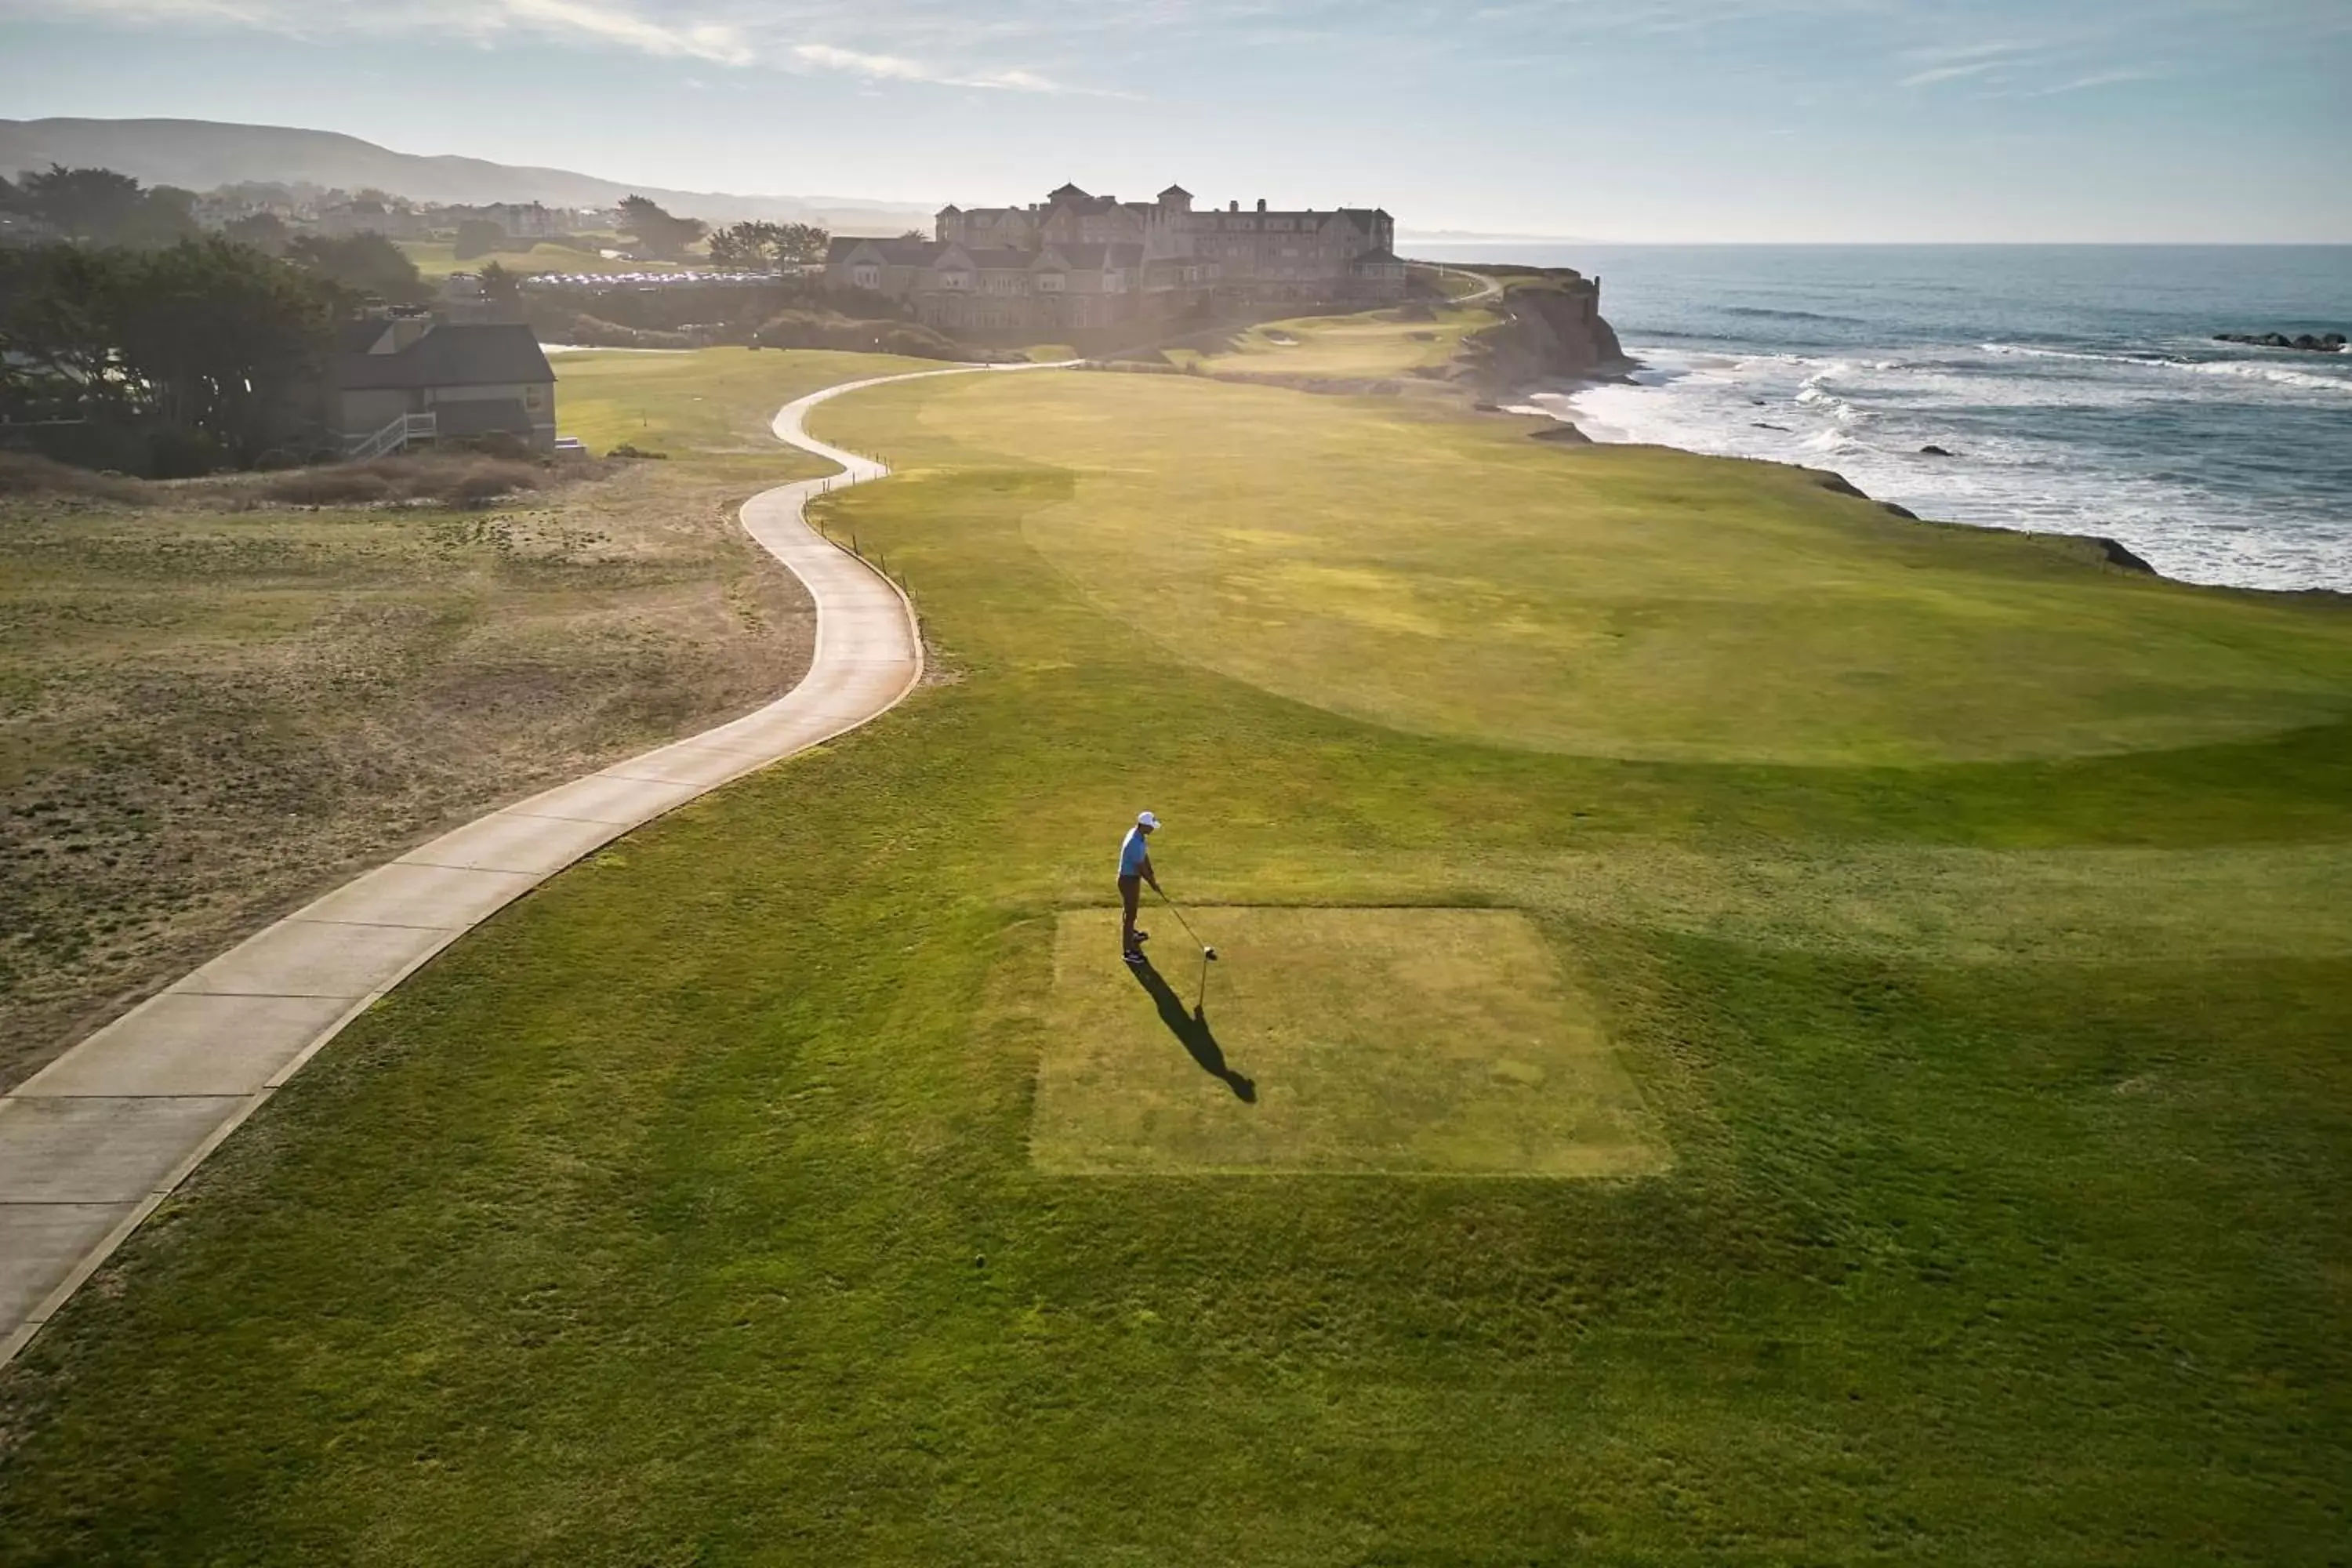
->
1158;184;1191;199
936;246;1034;270
336;321;553;392
1032;242;1144;270
1042;184;1134;216
827;236;942;266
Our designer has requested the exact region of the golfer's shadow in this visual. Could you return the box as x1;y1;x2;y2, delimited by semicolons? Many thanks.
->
1129;959;1256;1103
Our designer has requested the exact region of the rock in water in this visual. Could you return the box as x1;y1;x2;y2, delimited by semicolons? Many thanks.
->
1919;444;1956;456
2215;329;2347;354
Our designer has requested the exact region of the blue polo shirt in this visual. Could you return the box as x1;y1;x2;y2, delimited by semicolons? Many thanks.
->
1119;826;1152;878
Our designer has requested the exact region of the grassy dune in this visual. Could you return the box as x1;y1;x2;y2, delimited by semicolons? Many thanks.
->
0;349;916;1085
0;354;2344;1563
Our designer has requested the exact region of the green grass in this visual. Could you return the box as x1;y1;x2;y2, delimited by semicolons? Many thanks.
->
0;356;2346;1563
1033;906;1665;1176
1167;300;1497;378
829;371;2352;765
556;347;915;479
1406;262;1495;301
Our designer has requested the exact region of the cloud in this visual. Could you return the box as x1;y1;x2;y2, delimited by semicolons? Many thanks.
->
2034;65;2172;93
496;0;752;63
1900;59;2009;86
792;42;943;81
789;39;1114;93
16;0;1110;85
1896;37;2033;86
1904;38;2031;64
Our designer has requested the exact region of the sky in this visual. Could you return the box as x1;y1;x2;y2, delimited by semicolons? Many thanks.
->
1;0;2347;241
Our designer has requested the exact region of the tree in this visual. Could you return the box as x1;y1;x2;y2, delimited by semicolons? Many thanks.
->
709;220;831;267
0;238;343;465
108;238;343;458
285;231;430;305
20;165;148;242
706;220;779;268
618;194;707;260
454;218;508;261
223;211;290;255
477;260;521;307
13;165;204;248
776;222;830;263
114;184;201;249
0;243;128;417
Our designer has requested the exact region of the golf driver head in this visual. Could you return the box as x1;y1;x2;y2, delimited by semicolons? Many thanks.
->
1203;946;1218;960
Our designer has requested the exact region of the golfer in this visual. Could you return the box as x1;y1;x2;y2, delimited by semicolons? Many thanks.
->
1119;811;1161;965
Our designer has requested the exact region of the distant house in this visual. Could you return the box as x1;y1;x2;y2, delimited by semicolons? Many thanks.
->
316;199;430;240
332;315;556;456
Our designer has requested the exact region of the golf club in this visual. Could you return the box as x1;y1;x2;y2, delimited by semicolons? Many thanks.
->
1154;887;1218;1013
1153;886;1218;960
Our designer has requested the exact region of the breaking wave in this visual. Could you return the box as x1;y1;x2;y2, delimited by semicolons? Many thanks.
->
1981;342;2352;394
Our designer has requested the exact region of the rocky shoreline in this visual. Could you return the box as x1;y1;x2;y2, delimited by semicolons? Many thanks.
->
2215;330;2346;354
1501;390;2194;586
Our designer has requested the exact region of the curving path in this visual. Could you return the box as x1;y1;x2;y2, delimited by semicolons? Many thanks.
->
0;362;1024;1367
1416;262;1501;303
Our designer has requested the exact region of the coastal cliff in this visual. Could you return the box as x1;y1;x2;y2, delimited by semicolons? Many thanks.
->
1457;270;1629;391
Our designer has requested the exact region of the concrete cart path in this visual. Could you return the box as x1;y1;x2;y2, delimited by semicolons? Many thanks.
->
0;361;1025;1368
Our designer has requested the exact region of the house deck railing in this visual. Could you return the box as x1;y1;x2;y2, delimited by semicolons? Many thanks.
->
345;410;437;461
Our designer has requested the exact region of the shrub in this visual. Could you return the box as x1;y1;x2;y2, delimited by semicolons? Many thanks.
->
449;460;534;506
538;311;695;350
253;453;551;507
0;451;152;504
256;467;395;506
145;426;227;479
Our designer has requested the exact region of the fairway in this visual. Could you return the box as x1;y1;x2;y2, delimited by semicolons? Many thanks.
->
1032;906;1665;1177
2;348;2345;1565
1168;299;1497;377
827;370;2352;764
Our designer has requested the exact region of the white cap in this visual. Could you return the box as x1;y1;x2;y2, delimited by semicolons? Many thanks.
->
1137;811;1160;829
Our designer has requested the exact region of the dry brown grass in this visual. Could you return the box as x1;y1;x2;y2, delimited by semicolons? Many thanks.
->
0;452;154;506
0;460;814;1087
1;448;593;512
250;454;567;509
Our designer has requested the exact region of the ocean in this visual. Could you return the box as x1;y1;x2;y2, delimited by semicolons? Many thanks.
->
1414;245;2352;592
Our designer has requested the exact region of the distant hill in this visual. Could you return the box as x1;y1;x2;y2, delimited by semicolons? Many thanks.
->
0;117;935;234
